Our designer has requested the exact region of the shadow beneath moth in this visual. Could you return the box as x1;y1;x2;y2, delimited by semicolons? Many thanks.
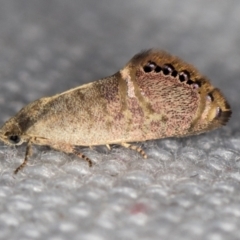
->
0;49;232;174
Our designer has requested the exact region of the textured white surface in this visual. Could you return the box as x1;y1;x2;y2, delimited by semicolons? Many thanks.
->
0;1;239;240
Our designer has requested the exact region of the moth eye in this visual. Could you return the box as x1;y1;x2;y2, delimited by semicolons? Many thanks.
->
143;61;156;73
162;64;175;75
179;70;190;82
8;135;21;144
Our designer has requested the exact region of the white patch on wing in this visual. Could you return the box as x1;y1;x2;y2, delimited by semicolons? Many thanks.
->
120;68;136;98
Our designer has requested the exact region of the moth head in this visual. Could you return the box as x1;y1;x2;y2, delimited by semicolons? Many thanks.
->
0;97;47;146
0;117;25;146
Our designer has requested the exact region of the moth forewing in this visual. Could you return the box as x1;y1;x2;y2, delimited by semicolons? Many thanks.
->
0;49;232;173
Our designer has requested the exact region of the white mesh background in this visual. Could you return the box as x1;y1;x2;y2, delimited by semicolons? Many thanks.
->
0;1;239;240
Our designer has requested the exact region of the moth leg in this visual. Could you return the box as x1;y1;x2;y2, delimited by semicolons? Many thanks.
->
33;137;94;167
120;142;147;159
14;141;32;174
106;144;111;150
46;141;93;167
72;147;93;167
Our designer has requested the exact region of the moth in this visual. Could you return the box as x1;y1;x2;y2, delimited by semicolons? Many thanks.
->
0;49;232;174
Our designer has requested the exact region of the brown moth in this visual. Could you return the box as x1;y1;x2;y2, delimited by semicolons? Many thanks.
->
0;49;232;174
